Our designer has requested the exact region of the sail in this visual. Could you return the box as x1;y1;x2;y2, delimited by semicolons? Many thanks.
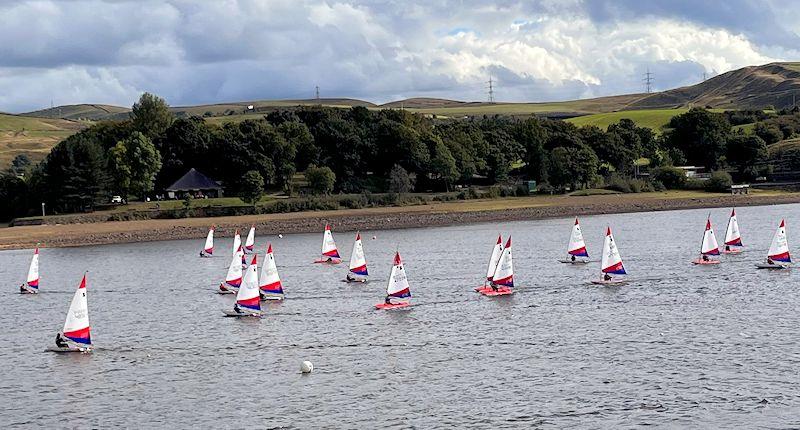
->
203;227;214;254
386;252;411;301
232;229;241;256
701;218;720;255
485;235;503;281
321;224;340;259
62;274;91;345
348;232;368;276
568;218;589;257
601;227;626;274
244;226;255;253
724;209;742;246
767;220;791;262
491;237;514;287
259;243;283;295
26;246;40;289
236;255;261;311
225;246;244;288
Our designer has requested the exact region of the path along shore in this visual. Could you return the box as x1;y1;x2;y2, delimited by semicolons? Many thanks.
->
1;191;799;250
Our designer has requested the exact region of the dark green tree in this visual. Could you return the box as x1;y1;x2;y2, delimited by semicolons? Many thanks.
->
305;165;336;194
663;108;731;169
428;136;459;191
239;170;264;207
726;134;767;180
110;131;162;199
131;92;174;139
388;164;413;193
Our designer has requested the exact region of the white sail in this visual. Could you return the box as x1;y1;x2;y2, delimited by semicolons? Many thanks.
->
62;275;91;345
26;247;40;288
724;209;742;247
259;243;283;296
225;246;244;288
568;218;588;257
601;227;626;275
321;224;340;259
386;252;411;302
701;218;720;255
767;220;791;262
348;232;368;276
203;227;214;254
232;230;241;256
244;226;256;253
491;237;514;287
235;256;261;312
485;235;503;281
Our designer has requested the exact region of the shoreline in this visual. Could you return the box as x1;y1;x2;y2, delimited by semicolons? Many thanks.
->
1;191;799;250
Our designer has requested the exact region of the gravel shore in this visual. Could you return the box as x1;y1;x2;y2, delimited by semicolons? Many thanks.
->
1;192;799;250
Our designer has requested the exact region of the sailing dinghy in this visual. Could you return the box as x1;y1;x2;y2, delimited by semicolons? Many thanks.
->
232;229;241;256
314;224;342;264
375;252;412;310
559;218;589;264
223;255;262;317
722;209;743;254
756;220;791;269
259;243;284;300
47;274;92;353
218;246;243;294
200;226;214;257
474;235;503;292
345;232;369;283
244;226;256;254
20;246;40;294
692;217;721;265
591;227;628;285
477;237;514;296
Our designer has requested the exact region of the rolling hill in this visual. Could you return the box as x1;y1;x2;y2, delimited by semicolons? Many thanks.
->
0;114;86;167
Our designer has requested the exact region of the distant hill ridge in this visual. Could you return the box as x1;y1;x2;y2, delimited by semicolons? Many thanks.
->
19;62;800;120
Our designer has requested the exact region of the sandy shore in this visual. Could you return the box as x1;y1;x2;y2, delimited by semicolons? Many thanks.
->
1;191;799;250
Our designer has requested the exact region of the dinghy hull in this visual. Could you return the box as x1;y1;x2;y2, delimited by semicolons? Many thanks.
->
476;286;514;296
558;259;589;264
314;258;342;264
45;346;91;353
756;264;790;270
722;249;743;255
375;302;410;310
692;259;720;265
222;310;263;317
590;279;628;286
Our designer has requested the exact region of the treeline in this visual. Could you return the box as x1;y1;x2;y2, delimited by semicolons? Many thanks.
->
2;92;800;221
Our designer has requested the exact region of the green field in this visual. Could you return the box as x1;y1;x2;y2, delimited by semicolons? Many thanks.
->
565;108;732;132
0;114;86;167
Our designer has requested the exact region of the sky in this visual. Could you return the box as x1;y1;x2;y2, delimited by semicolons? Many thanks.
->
1;0;798;113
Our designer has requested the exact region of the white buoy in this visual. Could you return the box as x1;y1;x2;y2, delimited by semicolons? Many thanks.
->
300;360;314;374
372;235;377;240
278;234;283;239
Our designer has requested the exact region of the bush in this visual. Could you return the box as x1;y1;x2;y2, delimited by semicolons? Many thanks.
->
305;165;336;195
683;178;706;190
652;180;665;191
605;174;631;193
652;166;686;190
705;171;732;192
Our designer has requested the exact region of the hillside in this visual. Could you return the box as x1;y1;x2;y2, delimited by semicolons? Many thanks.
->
25;104;131;121
0;114;86;167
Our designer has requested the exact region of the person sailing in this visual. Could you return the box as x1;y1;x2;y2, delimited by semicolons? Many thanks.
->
19;283;27;293
55;333;68;348
603;273;612;282
571;255;576;262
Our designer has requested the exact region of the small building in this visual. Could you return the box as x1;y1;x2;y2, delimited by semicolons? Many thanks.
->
166;168;223;199
675;166;710;179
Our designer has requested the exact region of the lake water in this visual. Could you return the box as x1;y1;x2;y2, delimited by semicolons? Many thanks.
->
2;204;800;428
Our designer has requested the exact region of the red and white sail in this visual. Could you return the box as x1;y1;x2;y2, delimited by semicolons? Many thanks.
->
236;255;261;312
491;237;514;287
568;218;589;257
700;218;720;256
385;252;411;303
724;209;743;247
601;227;626;275
26;246;40;291
244;226;256;254
485;235;503;282
224;246;244;289
232;229;241;256
767;219;791;263
259;243;284;298
62;274;91;346
202;226;214;255
320;224;340;260
348;232;368;277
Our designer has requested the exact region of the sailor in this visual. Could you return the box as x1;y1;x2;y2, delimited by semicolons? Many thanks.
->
384;296;392;305
725;245;731;252
603;273;612;281
55;333;68;348
702;255;709;262
346;274;355;282
233;304;242;314
19;283;27;293
571;255;576;262
767;258;774;265
219;282;229;292
326;257;333;263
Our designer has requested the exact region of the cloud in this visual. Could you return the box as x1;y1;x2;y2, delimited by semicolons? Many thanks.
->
0;0;797;112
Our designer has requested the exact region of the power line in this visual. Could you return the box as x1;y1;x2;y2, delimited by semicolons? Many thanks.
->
315;85;320;104
487;76;495;103
643;67;654;94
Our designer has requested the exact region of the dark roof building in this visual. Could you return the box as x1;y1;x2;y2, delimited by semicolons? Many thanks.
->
166;168;223;198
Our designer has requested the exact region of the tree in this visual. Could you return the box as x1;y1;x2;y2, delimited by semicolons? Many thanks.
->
726;134;767;180
306;165;335;194
514;117;548;181
548;145;598;189
39;132;110;213
9;154;31;176
388;164;413;193
429;138;459;190
0;173;28;221
239;170;264;207
109;131;162;200
131;92;174;139
705;171;732;192
663;108;731;169
652;166;686;189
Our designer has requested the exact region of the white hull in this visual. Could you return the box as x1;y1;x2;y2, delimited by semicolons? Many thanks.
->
45;346;92;353
222;309;262;317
